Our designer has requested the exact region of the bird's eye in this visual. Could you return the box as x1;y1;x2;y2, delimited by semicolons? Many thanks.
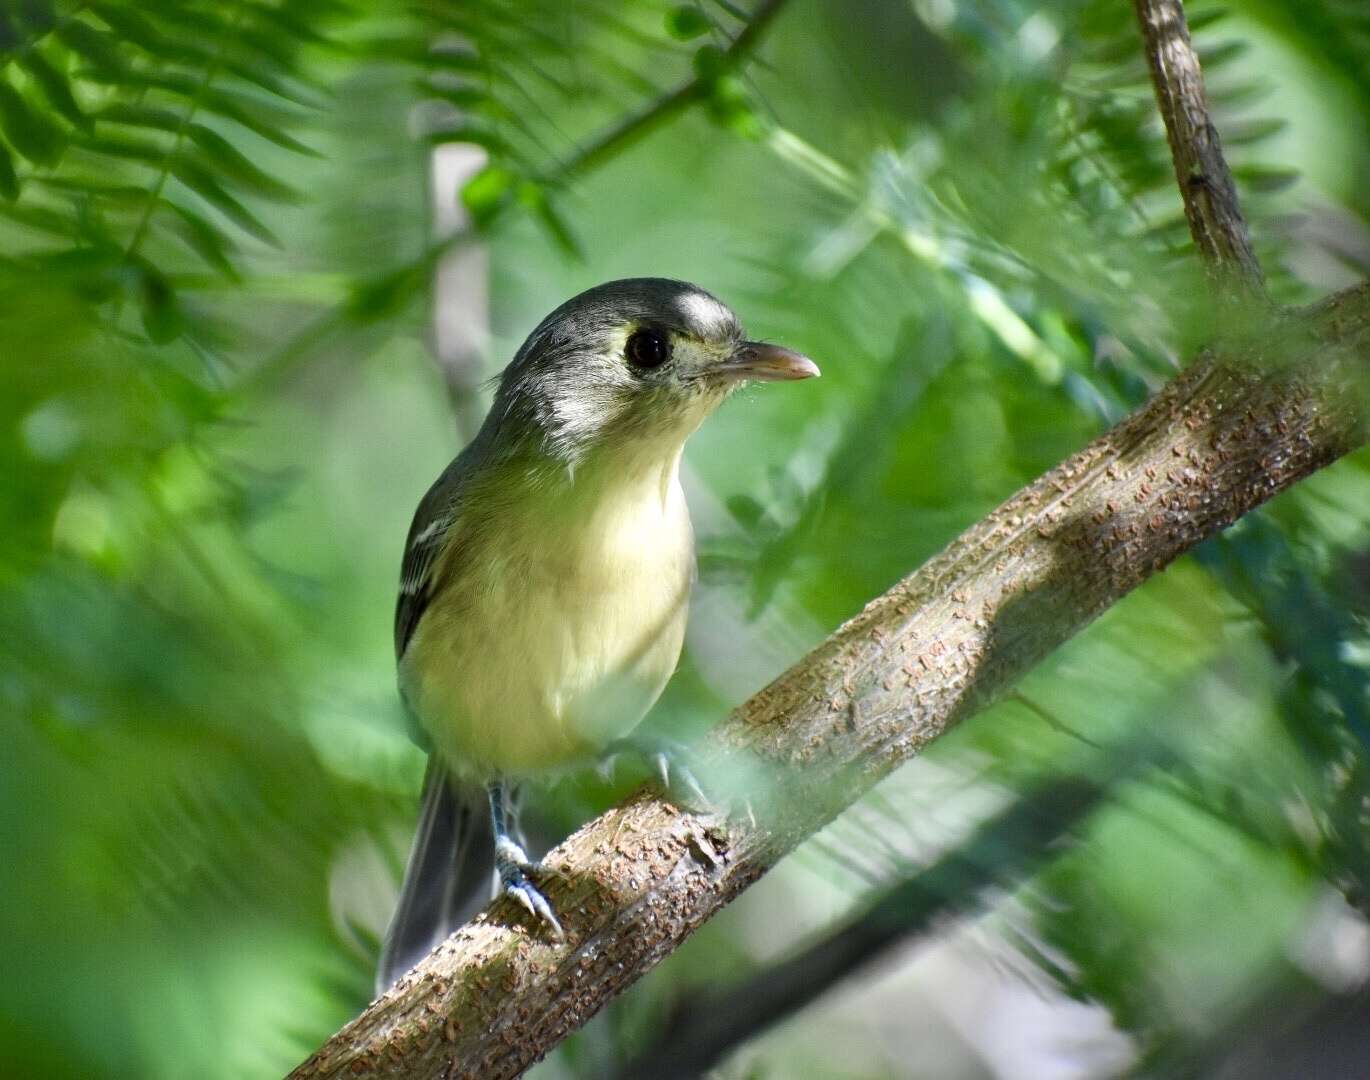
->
625;328;670;370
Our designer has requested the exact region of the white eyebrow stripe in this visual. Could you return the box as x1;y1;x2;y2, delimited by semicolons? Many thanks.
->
677;292;734;337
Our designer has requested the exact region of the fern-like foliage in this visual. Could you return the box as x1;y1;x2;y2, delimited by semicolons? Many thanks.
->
0;0;344;342
331;0;761;324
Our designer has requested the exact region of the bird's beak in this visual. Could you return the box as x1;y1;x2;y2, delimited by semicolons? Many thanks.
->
712;341;821;384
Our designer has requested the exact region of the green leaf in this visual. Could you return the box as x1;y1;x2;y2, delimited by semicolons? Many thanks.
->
17;47;89;131
171;159;279;245
134;260;184;343
160;199;239;279
185;124;298;201
94;102;185;132
1233;164;1300;192
245;4;334;48
0;142;17;200
152;5;285;61
212;104;317;157
76;131;166;165
79;71;319;156
1186;7;1231;33
54;20;125;74
1222;117;1288;146
666;6;713;40
345;262;427;322
218;55;323;110
692;43;726;82
460;164;515;222
516;181;581;259
96;3;321;108
87;3;176;60
708;74;762;138
726;494;766;529
235;23;316;73
0;81;65;166
0;199;79;237
1197;39;1250;69
31;244;123;302
197;87;320;156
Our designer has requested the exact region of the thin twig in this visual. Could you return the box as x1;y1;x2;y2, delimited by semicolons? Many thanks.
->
1132;0;1265;292
535;0;790;184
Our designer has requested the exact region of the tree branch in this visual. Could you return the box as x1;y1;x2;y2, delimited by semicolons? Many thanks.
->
614;738;1167;1080
1133;0;1265;292
291;281;1370;1080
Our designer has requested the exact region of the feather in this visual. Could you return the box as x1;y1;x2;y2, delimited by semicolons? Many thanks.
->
394;450;475;660
376;761;491;993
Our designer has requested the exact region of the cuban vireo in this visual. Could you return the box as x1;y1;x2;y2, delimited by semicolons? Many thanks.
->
378;278;818;990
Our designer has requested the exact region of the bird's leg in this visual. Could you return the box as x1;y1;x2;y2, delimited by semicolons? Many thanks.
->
599;733;711;810
488;780;564;939
505;782;530;851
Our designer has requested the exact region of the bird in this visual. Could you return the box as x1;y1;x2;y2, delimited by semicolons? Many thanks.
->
377;277;819;992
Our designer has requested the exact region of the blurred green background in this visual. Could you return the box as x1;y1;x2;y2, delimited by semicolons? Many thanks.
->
3;1;1369;1077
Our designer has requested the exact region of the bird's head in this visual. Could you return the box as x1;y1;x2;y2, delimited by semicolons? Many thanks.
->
485;278;819;467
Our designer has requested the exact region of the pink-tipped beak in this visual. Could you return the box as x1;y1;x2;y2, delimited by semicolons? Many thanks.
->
714;341;821;383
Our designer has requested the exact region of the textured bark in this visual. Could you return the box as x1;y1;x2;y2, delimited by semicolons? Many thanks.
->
290;284;1370;1080
1134;0;1264;289
613;758;1145;1080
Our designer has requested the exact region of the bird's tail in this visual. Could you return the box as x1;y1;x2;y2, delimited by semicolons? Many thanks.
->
376;761;492;995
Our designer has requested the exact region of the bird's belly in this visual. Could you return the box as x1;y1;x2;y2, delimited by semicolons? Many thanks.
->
401;496;692;778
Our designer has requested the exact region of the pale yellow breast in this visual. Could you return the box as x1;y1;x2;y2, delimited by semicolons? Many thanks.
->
401;455;694;778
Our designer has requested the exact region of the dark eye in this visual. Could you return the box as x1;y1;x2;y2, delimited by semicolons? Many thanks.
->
625;328;670;370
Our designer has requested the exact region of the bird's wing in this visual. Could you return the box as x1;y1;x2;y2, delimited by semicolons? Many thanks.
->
394;455;472;660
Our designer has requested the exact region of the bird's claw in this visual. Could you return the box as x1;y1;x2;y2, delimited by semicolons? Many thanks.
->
652;750;711;810
503;873;564;939
494;838;564;939
601;735;713;811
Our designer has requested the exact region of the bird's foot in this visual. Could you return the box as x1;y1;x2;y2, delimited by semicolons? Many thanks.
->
494;837;564;940
600;734;712;811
